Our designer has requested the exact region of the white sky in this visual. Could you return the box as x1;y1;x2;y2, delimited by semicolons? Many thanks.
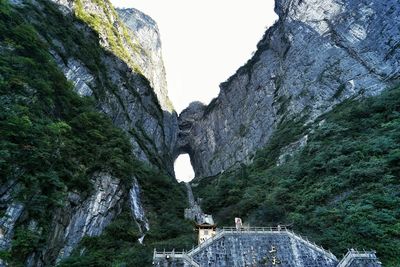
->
111;0;278;182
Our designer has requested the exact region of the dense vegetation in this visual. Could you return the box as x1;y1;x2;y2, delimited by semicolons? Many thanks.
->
0;1;194;266
193;87;400;266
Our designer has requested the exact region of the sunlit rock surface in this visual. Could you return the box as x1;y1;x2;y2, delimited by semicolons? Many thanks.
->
117;7;172;112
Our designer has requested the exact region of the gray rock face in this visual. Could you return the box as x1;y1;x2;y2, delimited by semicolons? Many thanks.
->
22;173;152;266
0;180;23;256
116;8;178;168
177;0;400;178
117;8;172;113
0;203;24;251
44;1;178;264
175;102;207;173
50;0;173;112
45;2;176;263
22;173;124;266
58;57;94;97
55;173;124;261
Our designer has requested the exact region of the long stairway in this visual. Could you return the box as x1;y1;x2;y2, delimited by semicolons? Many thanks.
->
187;227;336;261
154;227;337;267
183;183;204;222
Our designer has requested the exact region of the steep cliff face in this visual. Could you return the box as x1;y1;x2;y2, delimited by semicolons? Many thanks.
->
177;0;400;178
117;7;178;169
0;0;182;266
117;7;172;112
50;0;178;169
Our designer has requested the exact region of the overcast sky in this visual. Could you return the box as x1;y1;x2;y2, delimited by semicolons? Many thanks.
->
110;0;277;182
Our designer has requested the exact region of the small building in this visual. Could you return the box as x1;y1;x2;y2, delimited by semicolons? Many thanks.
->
196;214;216;244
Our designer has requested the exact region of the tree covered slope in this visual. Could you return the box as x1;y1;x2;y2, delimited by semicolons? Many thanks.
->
193;86;400;266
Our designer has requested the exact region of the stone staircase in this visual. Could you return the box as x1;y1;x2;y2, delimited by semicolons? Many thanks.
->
154;227;338;266
153;227;382;267
285;228;337;261
183;183;206;223
185;227;337;260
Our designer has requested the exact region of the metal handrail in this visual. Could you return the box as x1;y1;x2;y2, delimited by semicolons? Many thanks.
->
187;228;226;255
154;251;187;256
221;226;287;232
285;229;337;260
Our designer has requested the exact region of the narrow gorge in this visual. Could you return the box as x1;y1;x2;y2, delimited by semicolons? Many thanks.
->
0;0;399;266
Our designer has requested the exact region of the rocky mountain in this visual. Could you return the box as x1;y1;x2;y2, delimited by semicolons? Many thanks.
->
177;0;400;178
185;1;400;265
1;0;399;266
0;0;186;266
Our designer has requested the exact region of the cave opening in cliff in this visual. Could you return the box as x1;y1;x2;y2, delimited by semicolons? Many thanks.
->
174;153;195;182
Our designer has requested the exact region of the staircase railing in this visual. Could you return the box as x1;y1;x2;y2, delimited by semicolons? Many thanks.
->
187;228;226;256
337;249;380;267
285;229;337;260
153;249;200;267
